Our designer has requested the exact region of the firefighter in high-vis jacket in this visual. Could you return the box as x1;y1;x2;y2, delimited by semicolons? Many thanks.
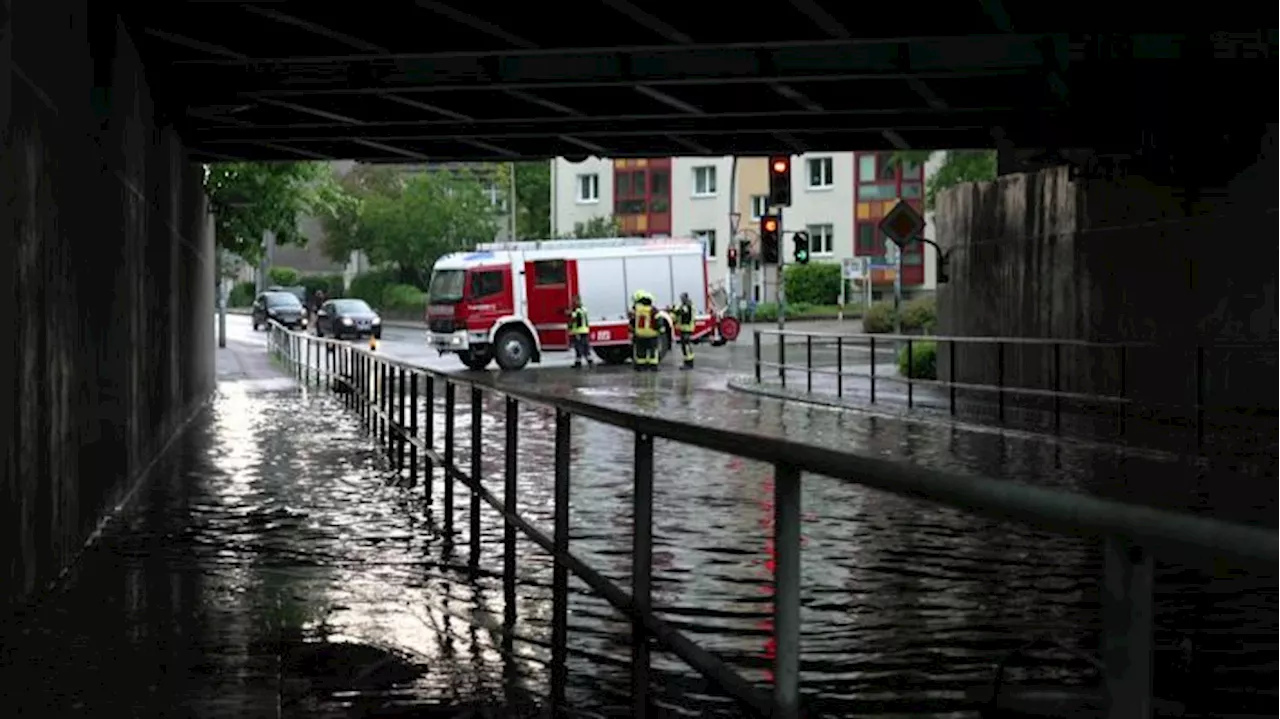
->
629;290;660;371
567;294;593;369
675;291;696;369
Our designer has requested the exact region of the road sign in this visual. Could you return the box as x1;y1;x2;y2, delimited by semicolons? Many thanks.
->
729;212;741;236
841;257;867;280
879;200;924;249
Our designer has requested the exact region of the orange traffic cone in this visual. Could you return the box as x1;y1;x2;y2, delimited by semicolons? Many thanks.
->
369;335;378;352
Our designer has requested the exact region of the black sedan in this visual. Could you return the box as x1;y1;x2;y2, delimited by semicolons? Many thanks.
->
315;299;383;340
252;291;308;330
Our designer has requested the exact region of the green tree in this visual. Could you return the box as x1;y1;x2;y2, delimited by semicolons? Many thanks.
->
355;169;498;287
888;150;998;210
319;164;403;263
493;161;551;238
566;215;622;239
204;161;347;262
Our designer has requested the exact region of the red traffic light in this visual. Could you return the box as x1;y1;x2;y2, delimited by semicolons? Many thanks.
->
763;218;778;232
772;159;788;174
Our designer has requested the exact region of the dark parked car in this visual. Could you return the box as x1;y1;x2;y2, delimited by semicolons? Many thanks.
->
252;291;308;330
316;298;382;340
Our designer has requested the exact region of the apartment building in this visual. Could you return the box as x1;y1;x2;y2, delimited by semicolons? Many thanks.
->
551;152;942;303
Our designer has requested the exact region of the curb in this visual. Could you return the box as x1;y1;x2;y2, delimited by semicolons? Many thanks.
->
724;377;1191;463
225;307;423;331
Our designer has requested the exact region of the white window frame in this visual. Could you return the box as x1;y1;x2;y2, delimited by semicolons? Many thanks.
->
806;223;835;255
693;229;717;257
750;194;770;219
575;173;599;203
807;157;834;190
692;166;717;197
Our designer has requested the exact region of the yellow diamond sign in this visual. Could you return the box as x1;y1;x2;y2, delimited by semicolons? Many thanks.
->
879;200;924;249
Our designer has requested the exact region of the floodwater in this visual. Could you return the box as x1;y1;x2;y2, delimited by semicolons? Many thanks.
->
0;356;1274;717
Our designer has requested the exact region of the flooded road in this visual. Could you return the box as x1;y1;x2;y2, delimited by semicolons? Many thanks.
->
3;325;1273;717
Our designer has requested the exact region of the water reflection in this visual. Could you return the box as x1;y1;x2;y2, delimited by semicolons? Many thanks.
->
2;364;1274;718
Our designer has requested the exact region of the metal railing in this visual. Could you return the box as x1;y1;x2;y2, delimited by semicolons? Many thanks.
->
266;322;1276;718
752;328;1278;448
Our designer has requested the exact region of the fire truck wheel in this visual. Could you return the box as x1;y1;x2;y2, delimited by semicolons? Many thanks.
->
494;328;533;371
658;329;673;361
459;349;493;371
594;347;631;365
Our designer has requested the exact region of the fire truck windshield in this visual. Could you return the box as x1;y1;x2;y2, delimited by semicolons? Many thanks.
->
427;269;465;302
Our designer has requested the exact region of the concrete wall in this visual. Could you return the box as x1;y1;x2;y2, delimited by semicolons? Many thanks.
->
0;1;216;607
935;130;1277;451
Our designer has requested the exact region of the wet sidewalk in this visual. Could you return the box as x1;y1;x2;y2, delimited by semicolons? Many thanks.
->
0;339;540;717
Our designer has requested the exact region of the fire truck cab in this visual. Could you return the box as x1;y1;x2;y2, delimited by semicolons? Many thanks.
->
425;238;741;371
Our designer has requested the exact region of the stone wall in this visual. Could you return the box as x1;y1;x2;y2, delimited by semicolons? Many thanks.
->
935;129;1277;452
0;1;216;607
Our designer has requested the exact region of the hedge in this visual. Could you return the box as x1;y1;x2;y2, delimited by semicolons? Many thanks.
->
300;273;345;300
268;266;300;287
347;269;403;307
861;296;938;334
228;281;256;307
783;262;842;306
897;340;938;379
382;283;426;311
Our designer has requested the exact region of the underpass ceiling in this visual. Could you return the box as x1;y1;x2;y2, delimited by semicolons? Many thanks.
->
121;2;1277;163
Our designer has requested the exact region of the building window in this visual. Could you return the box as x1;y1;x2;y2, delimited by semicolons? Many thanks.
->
807;157;834;189
856;223;879;255
651;170;670;212
693;166;717;196
576;173;599;203
806;224;835;255
614;168;646;215
857;154;877;182
857;184;899;201
693;229;717;257
750;195;770;219
878;152;897;181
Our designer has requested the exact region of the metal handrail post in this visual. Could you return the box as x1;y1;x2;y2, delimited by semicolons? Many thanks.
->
836;336;843;398
409;373;419;487
779;332;787;387
425;376;435;504
773;462;802;718
470;386;483;566
1102;535;1154;718
754;330;762;383
906;338;914;409
632;432;655;718
443;383;456;541
869;336;877;404
806;334;813;393
504;397;519;632
393;368;403;469
550;409;572;715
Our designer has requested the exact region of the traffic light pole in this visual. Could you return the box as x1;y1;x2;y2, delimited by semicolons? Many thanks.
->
776;207;786;331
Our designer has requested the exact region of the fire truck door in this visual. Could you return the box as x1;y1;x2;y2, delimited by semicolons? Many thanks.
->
525;259;573;349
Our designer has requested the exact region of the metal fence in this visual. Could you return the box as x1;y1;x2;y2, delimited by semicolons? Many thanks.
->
266;322;1275;718
752;328;1278;450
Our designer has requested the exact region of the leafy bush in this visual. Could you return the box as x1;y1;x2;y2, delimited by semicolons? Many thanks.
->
900;296;937;333
861;302;897;333
268;266;300;286
300;273;345;300
347;269;402;307
897;340;938;379
382;283;426;311
784;263;842;305
228;281;256;307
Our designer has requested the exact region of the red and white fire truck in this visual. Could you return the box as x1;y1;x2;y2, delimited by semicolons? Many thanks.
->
425;238;742;370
